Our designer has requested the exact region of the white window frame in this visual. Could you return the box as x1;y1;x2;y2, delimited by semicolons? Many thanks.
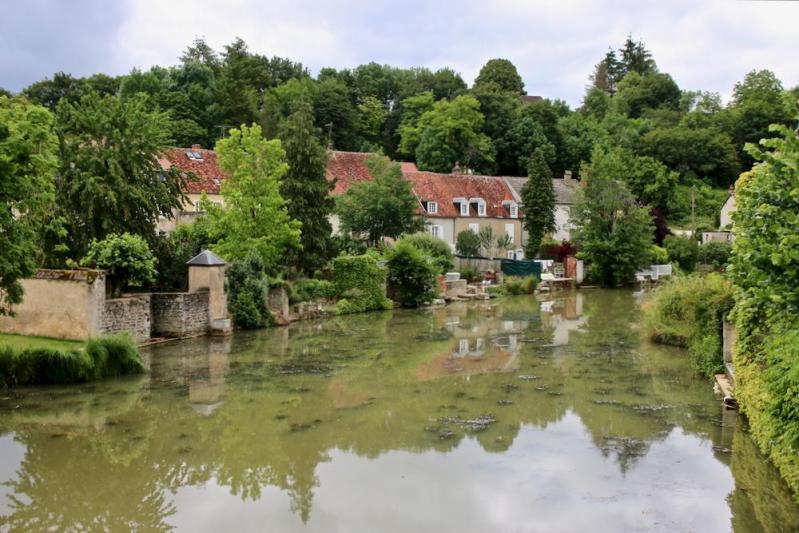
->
459;201;469;216
505;223;515;242
428;224;442;238
427;201;438;214
509;203;518;219
477;202;487;217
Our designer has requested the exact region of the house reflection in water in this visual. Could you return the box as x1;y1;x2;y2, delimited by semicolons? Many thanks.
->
540;292;585;346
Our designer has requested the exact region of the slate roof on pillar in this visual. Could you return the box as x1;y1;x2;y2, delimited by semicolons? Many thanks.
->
186;250;226;266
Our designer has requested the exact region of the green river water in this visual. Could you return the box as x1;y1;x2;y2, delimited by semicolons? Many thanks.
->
1;290;798;532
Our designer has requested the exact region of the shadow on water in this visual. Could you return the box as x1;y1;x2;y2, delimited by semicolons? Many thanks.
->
0;290;797;532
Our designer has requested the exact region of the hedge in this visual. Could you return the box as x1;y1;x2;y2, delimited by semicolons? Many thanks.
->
0;334;145;386
332;255;392;315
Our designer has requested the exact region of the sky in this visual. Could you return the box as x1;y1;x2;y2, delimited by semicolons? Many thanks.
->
1;0;798;107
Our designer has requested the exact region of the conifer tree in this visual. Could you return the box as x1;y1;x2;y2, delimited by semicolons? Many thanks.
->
278;101;335;273
521;149;556;257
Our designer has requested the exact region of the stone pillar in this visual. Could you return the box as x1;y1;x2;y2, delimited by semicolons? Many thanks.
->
187;250;231;335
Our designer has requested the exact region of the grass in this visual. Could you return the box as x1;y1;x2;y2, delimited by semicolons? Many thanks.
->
0;333;82;352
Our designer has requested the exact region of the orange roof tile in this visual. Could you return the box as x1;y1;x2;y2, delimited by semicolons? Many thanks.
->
161;147;227;195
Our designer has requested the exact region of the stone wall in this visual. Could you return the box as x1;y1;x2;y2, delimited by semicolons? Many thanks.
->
151;291;210;338
0;270;106;340
101;295;152;343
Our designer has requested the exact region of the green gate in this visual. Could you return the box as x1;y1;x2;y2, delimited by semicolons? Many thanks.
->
500;259;541;279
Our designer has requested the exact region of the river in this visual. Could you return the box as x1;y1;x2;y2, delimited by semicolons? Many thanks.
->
1;290;797;532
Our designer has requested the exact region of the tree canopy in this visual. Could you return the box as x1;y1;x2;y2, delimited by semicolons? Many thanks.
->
520;149;556;257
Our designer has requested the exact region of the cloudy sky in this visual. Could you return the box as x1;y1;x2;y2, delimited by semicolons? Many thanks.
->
1;0;797;106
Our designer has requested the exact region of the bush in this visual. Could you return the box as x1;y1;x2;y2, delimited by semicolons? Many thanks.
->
290;278;336;303
0;334;144;386
332;254;391;314
386;241;439;307
226;252;270;329
81;233;157;296
153;216;214;290
459;266;482;283
400;233;454;274
663;235;698;272
455;230;481;257
539;239;576;262
504;276;538;295
642;273;733;377
698;240;732;270
648;245;669;265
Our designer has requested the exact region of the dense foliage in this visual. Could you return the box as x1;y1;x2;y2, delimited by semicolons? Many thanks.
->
455;230;481;258
80;233;157;296
335;154;421;243
643;273;734;377
385;241;439;307
663;235;698;273
289;278;336;304
572;152;654;287
210;123;301;272
729;120;799;500
521;149;556;257
331;255;392;315
0;96;58;315
399;233;454;274
225;252;270;329
697;240;731;271
0;334;144;386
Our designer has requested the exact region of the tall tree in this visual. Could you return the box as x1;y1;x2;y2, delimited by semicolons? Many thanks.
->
22;72;86;111
590;49;623;96
48;93;186;262
0;97;58;314
572;151;654;287
210;123;301;271
335;154;421;244
474;59;525;94
613;71;681;118
521;149;556;257
618;36;657;75
278;102;334;273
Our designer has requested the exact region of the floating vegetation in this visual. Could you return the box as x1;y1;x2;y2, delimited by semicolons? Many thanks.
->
632;404;673;412
497;399;513;406
501;384;519;393
517;375;539;381
436;413;496;432
290;419;323;432
592;399;622;405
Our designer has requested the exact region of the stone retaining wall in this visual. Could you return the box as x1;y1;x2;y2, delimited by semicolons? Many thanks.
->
151;291;210;338
102;295;151;343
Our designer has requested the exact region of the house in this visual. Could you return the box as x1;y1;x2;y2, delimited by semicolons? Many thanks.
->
504;170;580;244
157;145;226;232
407;171;522;253
701;188;736;244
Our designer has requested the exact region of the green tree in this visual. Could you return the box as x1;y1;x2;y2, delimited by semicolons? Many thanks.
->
474;59;525;94
397;92;436;157
590;49;624;95
0;97;58;314
210;123;301;271
618;35;657;75
473;82;522;174
335;154;421;244
409;95;494;173
80;233;157;296
521;149;556;257
455;230;481;257
226;251;270;329
278;102;334;273
48;92;186;262
663;235;698;272
558;113;608;174
385;240;439;307
613;71;681;118
22;72;86;111
572;159;654;287
399;233;454;274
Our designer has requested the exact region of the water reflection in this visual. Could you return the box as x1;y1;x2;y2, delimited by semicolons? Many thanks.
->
0;291;797;532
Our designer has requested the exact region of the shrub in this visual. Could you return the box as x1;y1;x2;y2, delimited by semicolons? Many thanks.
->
459;266;482;283
153;215;214;290
332;254;391;314
698;240;732;271
504;276;538;295
400;233;454;274
290;278;336;303
226;252;270;329
642;273;733;376
663;235;698;272
0;334;144;386
455;230;481;257
539;239;577;262
81;233;157;296
648;245;669;265
386;241;439;307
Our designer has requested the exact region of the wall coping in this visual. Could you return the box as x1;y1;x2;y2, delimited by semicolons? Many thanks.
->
34;269;104;283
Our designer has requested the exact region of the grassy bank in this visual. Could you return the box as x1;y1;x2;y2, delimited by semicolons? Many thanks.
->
0;334;145;386
642;273;734;377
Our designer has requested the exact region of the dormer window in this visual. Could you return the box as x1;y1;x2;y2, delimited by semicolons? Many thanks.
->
509;204;518;218
186;150;203;161
477;202;486;217
454;197;469;216
426;201;438;214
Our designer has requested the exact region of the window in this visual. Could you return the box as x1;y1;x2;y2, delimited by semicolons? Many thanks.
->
428;224;442;238
427;201;438;214
505;223;515;243
477;202;486;217
460;202;469;216
509;204;518;218
194;201;204;212
186;150;203;161
469;223;479;233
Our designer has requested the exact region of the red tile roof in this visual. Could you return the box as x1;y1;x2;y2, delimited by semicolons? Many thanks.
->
326;151;377;195
160;147;227;195
407;171;519;218
400;161;418;172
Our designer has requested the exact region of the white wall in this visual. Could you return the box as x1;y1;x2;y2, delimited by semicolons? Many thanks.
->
720;195;736;230
553;205;572;242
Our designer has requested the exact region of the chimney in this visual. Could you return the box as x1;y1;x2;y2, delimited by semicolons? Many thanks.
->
452;161;462;174
192;144;202;150
563;170;573;183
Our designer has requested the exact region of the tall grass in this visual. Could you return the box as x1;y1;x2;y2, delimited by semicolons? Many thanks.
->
0;334;145;386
